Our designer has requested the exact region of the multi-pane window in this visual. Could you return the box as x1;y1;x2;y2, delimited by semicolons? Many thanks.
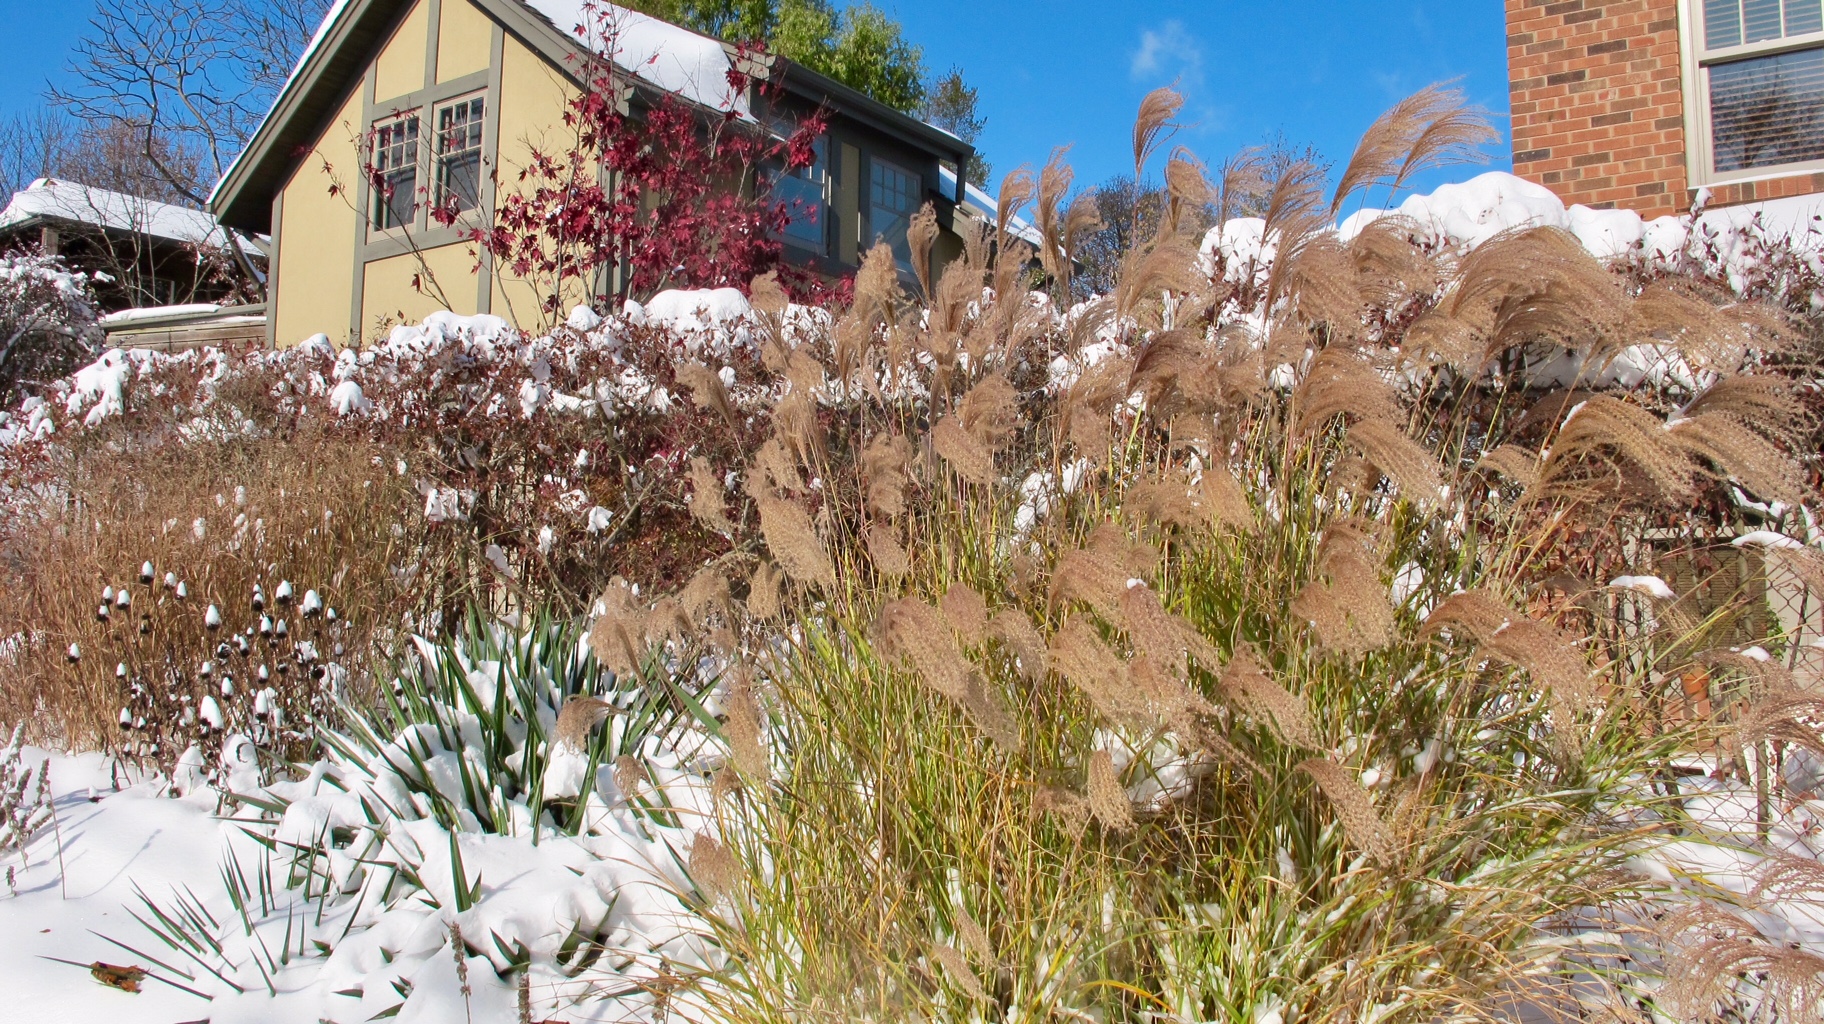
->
869;158;919;271
1692;0;1824;176
435;96;486;214
371;113;420;230
776;135;829;252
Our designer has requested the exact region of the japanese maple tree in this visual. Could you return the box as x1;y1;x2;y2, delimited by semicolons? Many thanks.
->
449;2;833;326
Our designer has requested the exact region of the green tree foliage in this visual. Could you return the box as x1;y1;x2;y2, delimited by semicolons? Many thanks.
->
627;0;774;41
921;66;991;187
625;0;927;113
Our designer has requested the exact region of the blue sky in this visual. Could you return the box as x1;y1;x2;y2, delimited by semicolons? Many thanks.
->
1;1;1513;202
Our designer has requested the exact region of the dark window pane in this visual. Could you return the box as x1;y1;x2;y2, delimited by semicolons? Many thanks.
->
373;115;419;229
1710;46;1824;170
778;174;825;247
1708;0;1743;48
436;98;485;214
1788;0;1824;34
1745;0;1784;41
869;159;918;270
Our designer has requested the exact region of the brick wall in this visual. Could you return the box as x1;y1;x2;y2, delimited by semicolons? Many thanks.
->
1506;0;1688;217
1507;0;1824;215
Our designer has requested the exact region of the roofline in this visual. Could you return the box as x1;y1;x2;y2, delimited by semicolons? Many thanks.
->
211;0;396;230
213;0;975;230
771;61;972;169
103;303;270;334
0;208;267;253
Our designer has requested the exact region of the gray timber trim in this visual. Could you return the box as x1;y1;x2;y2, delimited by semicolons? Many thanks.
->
352;67;378;342
267;189;282;347
478;23;506;314
370;69;490;124
424;0;442;88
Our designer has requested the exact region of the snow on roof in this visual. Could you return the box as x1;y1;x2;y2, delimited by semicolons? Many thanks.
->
1;178;240;247
940;164;1042;246
520;0;749;114
98;303;225;326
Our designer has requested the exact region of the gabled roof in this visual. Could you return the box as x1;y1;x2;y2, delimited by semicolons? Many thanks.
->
212;0;973;231
2;178;244;248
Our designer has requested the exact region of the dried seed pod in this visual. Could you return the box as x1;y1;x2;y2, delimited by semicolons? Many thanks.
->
688;832;740;900
614;755;646;799
722;670;769;780
930;943;990;1002
987;609;1048;681
1298;757;1393;864
754;493;834;588
1033;784;1090;835
553;696;614;752
1049;618;1150;725
865;523;911;579
685;458;735;537
932;416;997;485
953;904;996;966
1217;647;1319;748
746;560;785;621
862;433;915;519
940;583;990;646
1087;749;1136;833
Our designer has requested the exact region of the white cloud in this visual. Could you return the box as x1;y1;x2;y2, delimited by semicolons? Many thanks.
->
1130;20;1204;85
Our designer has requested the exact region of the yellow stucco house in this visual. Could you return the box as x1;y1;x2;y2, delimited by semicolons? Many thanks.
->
210;0;985;347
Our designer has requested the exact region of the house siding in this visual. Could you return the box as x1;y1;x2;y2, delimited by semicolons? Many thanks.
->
488;30;583;325
1506;0;1824;214
273;85;364;347
362;247;479;330
374;0;430;106
436;0;493;83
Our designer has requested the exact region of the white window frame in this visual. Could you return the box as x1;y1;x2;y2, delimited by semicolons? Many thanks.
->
1679;0;1824;186
432;93;488;218
368;109;424;234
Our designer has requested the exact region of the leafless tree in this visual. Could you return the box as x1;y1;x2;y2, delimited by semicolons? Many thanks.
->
50;0;331;297
0;110;79;202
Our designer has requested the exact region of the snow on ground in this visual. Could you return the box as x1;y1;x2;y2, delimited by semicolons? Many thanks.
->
1;739;722;1023
0;752;237;1022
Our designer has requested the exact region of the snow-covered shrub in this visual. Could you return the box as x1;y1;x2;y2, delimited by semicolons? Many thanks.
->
0;251;102;406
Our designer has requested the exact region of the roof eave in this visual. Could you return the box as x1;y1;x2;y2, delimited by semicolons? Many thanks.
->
774;61;973;172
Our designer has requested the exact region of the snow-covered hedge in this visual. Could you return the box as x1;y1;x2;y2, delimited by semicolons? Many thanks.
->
0;251;103;405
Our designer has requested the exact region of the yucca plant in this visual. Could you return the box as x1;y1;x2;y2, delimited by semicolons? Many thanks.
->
323;606;722;838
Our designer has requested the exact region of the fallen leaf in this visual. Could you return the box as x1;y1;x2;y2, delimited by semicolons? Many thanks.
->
89;962;145;993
